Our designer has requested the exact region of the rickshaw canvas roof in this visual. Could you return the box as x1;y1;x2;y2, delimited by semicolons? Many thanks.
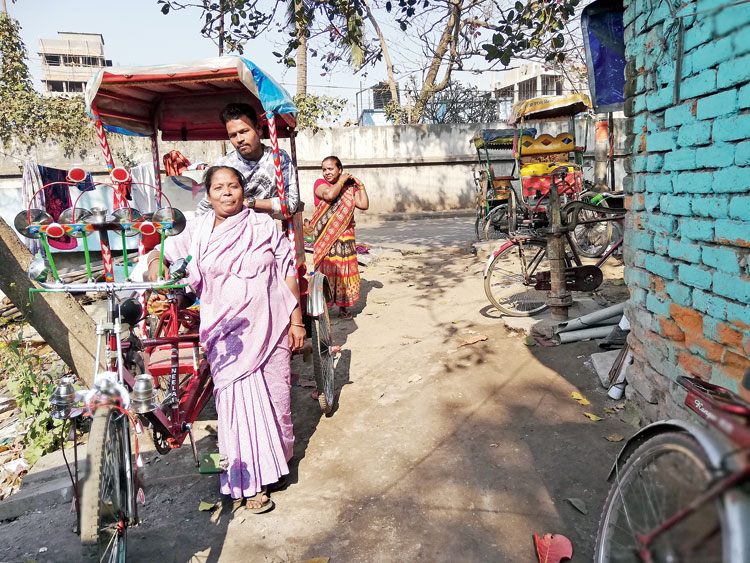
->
508;93;592;124
84;56;297;140
472;127;537;150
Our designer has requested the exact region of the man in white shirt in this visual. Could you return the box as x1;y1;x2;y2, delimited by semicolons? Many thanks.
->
195;103;299;218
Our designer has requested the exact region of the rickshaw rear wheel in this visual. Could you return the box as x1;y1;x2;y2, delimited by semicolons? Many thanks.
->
311;304;335;415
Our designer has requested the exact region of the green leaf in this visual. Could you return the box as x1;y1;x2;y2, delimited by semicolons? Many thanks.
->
386;1;392;10
231;13;239;26
161;3;170;14
515;1;523;11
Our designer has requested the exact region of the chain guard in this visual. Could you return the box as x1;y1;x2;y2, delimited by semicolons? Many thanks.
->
534;265;603;292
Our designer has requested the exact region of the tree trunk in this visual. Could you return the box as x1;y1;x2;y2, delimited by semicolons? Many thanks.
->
297;31;307;96
363;0;398;106
0;218;99;387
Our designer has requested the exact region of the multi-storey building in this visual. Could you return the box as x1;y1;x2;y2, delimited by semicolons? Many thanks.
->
39;32;111;96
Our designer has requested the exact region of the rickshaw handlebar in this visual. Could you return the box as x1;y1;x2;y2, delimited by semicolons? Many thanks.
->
36;280;186;294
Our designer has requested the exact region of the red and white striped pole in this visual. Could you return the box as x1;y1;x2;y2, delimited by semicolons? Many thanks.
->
265;111;299;273
91;102;126;210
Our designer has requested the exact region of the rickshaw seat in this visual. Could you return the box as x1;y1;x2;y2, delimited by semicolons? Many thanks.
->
520;163;582;197
515;133;575;159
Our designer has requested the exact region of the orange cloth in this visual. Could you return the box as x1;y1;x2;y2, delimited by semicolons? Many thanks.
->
163;150;191;176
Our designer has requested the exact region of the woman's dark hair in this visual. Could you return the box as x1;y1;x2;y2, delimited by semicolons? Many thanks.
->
219;103;259;127
202;166;246;193
322;156;343;170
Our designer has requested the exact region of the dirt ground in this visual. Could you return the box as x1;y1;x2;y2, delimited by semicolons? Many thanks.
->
0;221;634;563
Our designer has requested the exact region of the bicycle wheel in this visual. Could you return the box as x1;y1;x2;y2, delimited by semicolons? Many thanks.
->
484;239;549;316
311;304;335;414
475;215;487;240
595;432;723;563
571;195;613;258
81;407;131;562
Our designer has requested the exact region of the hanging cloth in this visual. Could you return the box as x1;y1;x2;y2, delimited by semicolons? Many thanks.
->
21;159;45;255
163;150;191;176
38;166;76;250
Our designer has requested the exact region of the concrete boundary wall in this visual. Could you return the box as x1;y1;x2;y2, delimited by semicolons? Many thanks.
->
0;119;628;222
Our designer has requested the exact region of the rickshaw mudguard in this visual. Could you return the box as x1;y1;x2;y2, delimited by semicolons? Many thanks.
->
608;419;750;562
307;271;332;318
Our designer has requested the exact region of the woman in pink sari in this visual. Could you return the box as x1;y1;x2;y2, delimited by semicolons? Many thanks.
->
146;166;305;513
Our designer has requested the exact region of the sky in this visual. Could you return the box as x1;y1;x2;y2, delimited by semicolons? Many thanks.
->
7;0;501;121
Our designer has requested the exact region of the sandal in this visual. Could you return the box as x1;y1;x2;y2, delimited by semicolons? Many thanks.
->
245;489;274;514
340;309;353;319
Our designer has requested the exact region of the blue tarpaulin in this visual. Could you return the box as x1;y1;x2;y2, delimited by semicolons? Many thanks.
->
582;0;626;113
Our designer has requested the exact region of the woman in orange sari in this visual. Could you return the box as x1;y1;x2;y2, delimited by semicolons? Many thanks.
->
311;156;369;318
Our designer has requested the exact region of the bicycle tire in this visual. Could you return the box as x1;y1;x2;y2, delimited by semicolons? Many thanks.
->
311;304;335;414
484;239;549;316
475;215;487;240
81;407;130;563
571;194;613;258
595;431;724;563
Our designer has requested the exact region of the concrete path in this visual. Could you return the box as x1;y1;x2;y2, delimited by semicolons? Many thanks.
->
0;218;633;562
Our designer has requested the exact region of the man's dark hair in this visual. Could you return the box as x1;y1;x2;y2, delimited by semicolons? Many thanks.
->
219;103;259;127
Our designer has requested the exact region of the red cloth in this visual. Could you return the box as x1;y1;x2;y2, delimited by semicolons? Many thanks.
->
163;150;191;176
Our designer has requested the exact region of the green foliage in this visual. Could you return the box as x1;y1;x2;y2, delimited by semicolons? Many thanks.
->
157;0;273;55
482;0;582;66
293;93;348;131
383;100;407;125
0;14;94;157
1;336;64;466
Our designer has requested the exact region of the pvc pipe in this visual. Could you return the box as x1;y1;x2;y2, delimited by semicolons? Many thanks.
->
556;302;626;333
558;324;619;343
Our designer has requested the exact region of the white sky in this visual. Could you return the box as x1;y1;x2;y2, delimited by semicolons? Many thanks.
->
8;0;502;121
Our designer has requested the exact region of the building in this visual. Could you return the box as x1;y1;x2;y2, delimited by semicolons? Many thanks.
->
493;62;589;107
620;0;750;418
39;32;111;96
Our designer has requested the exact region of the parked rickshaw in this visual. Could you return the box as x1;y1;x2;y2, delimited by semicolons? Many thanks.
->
507;93;592;233
13;56;335;562
471;127;535;240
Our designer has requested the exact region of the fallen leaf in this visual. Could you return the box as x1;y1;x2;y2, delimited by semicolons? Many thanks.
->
603;408;616;414
459;334;488;347
199;501;218;511
533;533;573;563
583;412;603;421
407;374;422;383
489;443;499;448
565;497;587;514
373;300;389;305
613;279;625;286
523;335;537;346
571;392;590;406
605;433;624;442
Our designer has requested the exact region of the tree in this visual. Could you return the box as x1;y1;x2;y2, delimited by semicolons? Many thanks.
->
421;81;499;124
478;0;586;83
0;13;93;156
157;0;279;55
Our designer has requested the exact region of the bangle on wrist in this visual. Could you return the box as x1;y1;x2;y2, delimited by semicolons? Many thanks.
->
290;322;305;328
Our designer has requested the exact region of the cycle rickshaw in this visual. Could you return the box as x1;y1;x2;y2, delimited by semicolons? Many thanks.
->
13;56;336;561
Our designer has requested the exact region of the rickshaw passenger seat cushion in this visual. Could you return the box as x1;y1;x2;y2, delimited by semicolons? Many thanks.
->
519;163;582;198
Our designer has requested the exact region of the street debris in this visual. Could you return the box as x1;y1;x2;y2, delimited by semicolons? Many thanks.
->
583;412;603;421
565;497;587;514
533;533;573;563
459;334;488;347
571;392;590;406
605;434;624;442
198;501;218;512
407;374;422;383
523;335;536;346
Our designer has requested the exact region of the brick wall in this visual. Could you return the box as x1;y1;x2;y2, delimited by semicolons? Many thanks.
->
622;0;750;419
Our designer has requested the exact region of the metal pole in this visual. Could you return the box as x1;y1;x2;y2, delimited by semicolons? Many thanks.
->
594;115;608;189
608;112;616;189
546;170;572;320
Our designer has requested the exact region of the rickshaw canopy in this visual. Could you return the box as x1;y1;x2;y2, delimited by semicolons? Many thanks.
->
472;127;537;150
84;56;297;141
508;93;592;125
